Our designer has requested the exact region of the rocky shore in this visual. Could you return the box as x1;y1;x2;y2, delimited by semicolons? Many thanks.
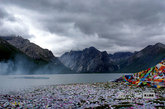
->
0;82;164;109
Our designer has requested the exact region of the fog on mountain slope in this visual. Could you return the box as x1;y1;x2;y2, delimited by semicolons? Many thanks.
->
1;36;165;74
0;37;72;74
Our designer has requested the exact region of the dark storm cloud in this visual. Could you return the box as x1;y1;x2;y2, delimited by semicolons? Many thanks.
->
0;6;16;22
0;8;7;19
0;0;165;56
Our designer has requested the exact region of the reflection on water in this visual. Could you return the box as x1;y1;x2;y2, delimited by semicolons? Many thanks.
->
0;73;131;91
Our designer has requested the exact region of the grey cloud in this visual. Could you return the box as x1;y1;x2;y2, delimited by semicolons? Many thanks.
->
0;0;165;56
0;9;7;19
0;6;16;22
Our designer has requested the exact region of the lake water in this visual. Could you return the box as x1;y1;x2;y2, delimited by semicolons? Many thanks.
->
0;73;131;91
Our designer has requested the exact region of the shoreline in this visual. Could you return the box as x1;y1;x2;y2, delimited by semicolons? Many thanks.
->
0;82;164;109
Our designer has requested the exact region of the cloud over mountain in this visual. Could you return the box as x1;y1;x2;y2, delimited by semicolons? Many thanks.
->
0;0;165;56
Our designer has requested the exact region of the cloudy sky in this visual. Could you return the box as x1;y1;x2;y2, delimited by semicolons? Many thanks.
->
0;0;165;56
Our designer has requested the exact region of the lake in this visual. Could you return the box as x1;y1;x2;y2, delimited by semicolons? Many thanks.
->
0;73;131;91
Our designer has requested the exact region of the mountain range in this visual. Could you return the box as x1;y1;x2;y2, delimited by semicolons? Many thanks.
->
0;36;71;74
1;36;58;63
118;43;165;72
1;36;165;74
60;47;118;73
60;43;165;73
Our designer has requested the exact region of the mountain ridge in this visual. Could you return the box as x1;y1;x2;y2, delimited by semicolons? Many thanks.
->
60;46;118;73
60;42;165;73
1;36;165;74
0;36;72;74
118;42;165;72
1;36;58;63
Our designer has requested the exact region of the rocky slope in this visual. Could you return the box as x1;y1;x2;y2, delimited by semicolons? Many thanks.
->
60;43;165;73
109;52;133;63
0;36;72;74
0;37;38;74
60;47;118;73
118;43;165;72
1;36;58;63
2;36;165;73
0;37;21;61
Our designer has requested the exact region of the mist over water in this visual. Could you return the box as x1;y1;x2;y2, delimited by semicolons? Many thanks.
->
0;55;35;75
0;55;131;93
0;54;61;75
